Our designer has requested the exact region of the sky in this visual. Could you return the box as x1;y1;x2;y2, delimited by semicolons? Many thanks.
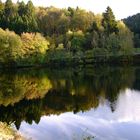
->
3;0;140;19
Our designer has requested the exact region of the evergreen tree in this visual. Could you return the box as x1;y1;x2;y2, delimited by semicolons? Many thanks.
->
25;0;38;32
16;0;38;34
102;6;118;35
4;0;18;30
15;1;26;34
18;1;26;16
4;0;13;17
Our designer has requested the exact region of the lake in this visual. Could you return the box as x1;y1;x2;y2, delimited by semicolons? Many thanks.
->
0;65;139;140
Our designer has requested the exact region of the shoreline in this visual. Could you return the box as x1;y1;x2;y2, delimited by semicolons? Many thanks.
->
13;54;140;69
0;53;139;69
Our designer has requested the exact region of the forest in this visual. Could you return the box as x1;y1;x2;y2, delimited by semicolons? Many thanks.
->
0;0;138;67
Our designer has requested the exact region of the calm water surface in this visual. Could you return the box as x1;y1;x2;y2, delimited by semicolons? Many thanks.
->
0;66;139;140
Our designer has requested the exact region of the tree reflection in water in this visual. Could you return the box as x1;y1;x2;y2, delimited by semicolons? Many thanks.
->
0;65;139;129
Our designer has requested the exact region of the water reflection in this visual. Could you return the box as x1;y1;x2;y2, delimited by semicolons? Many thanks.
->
20;89;140;140
0;66;139;139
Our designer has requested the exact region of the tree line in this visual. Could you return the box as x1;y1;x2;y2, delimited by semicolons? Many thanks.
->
0;0;135;66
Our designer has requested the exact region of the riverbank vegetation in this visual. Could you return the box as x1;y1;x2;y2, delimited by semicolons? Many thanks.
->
0;0;138;67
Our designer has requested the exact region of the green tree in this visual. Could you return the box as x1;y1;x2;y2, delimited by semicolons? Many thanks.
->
70;8;94;32
70;30;85;53
15;1;27;34
16;0;38;34
0;0;4;27
102;6;118;35
4;0;13;18
0;28;22;65
68;7;74;17
18;1;26;16
37;7;63;36
25;0;38;32
3;0;18;30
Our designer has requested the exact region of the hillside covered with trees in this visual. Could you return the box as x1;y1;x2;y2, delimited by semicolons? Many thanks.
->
0;0;136;67
124;14;140;49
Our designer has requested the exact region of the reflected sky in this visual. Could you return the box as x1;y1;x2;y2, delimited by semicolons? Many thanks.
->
19;89;140;140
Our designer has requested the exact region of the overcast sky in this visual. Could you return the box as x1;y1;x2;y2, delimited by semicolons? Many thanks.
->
3;0;140;19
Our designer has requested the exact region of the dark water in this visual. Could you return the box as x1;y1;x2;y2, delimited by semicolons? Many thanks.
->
0;66;140;140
